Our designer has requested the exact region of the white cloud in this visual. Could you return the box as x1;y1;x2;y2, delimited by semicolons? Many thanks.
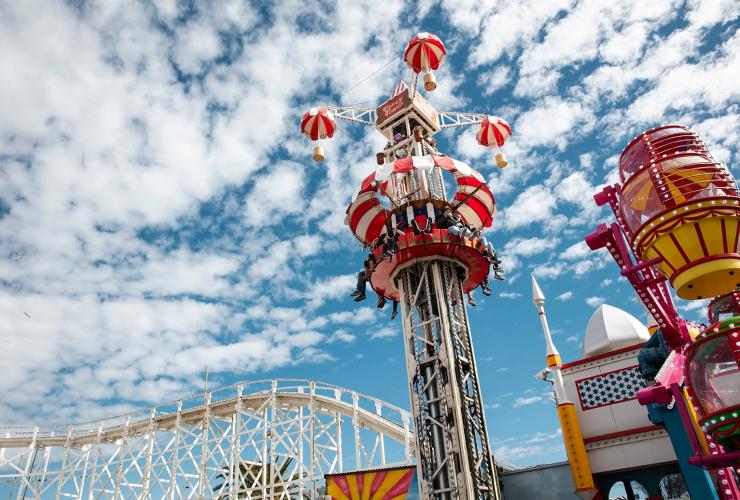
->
533;263;565;280
677;298;710;313
328;329;356;343
585;296;606;307
494;443;564;461
244;163;306;227
556;291;573;302
504;237;558;257
172;21;222;74
500;185;557;230
498;292;522;299
513;395;544;407
455;130;487;161
514;97;595;151
626;32;740;124
561;242;590;260
600;21;650;63
477;66;511;96
370;326;397;340
305;274;357;309
524;429;562;443
470;0;573;66
579;153;594;169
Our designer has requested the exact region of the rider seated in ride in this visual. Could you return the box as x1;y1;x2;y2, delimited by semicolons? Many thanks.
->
350;253;376;302
437;206;473;239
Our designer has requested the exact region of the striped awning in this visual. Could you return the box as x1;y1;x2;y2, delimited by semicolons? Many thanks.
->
346;155;496;245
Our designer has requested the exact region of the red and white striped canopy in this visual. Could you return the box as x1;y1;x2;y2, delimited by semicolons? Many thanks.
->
403;32;446;74
346;155;496;245
476;116;511;148
300;107;336;141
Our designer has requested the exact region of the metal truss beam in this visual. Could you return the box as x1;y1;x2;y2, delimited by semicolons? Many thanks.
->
397;260;500;500
437;112;486;129
326;106;376;126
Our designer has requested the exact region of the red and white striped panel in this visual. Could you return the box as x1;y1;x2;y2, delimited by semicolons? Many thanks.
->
476;116;511;148
454;176;496;228
346;191;388;245
403;32;446;74
346;155;496;243
300;107;336;141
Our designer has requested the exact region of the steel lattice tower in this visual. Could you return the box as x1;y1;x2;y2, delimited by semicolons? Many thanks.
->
337;81;504;499
398;260;498;499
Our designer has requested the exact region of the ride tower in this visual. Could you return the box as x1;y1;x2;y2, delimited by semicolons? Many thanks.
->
302;33;511;500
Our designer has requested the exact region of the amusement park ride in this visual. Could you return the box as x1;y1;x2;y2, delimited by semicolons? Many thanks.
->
525;126;740;499
302;32;511;500
586;126;740;499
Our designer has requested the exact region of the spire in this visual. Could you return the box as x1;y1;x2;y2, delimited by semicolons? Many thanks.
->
532;275;561;365
532;275;545;307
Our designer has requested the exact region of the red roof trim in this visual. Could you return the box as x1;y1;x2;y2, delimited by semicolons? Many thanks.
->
561;342;646;369
583;425;663;445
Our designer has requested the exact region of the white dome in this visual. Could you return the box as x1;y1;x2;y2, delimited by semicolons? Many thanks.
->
582;304;650;357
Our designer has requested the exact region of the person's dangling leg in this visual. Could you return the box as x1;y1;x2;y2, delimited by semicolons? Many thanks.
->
376;294;387;308
481;277;491;296
447;225;462;238
351;271;363;297
353;271;368;301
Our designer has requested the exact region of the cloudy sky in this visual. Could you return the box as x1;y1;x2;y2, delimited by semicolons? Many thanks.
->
0;0;738;467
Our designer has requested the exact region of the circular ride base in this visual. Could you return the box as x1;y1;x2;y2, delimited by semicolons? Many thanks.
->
370;228;490;301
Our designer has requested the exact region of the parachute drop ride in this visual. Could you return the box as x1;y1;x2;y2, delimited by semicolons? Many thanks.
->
300;106;336;162
403;32;446;91
476;116;511;168
617;125;740;300
303;31;513;500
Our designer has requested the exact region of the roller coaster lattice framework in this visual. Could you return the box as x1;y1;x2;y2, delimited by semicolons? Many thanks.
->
0;379;414;499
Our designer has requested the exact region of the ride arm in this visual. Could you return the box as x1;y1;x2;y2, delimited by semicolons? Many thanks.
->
585;184;691;349
325;105;376;126
438;111;487;129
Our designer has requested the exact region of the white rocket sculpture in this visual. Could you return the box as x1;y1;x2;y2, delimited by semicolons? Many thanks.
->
532;276;597;500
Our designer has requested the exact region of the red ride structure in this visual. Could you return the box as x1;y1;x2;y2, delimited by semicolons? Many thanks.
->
305;32;511;500
586;125;740;499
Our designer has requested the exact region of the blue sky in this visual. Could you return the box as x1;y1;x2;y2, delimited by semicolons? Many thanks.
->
0;0;738;468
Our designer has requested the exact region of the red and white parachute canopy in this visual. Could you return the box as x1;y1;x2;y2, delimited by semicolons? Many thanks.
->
300;107;336;141
403;32;446;74
476;116;511;148
346;155;496;246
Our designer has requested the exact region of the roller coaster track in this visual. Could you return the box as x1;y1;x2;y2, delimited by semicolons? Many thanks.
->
0;379;414;499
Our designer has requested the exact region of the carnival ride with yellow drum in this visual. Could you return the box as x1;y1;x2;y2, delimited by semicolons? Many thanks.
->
583;125;740;499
